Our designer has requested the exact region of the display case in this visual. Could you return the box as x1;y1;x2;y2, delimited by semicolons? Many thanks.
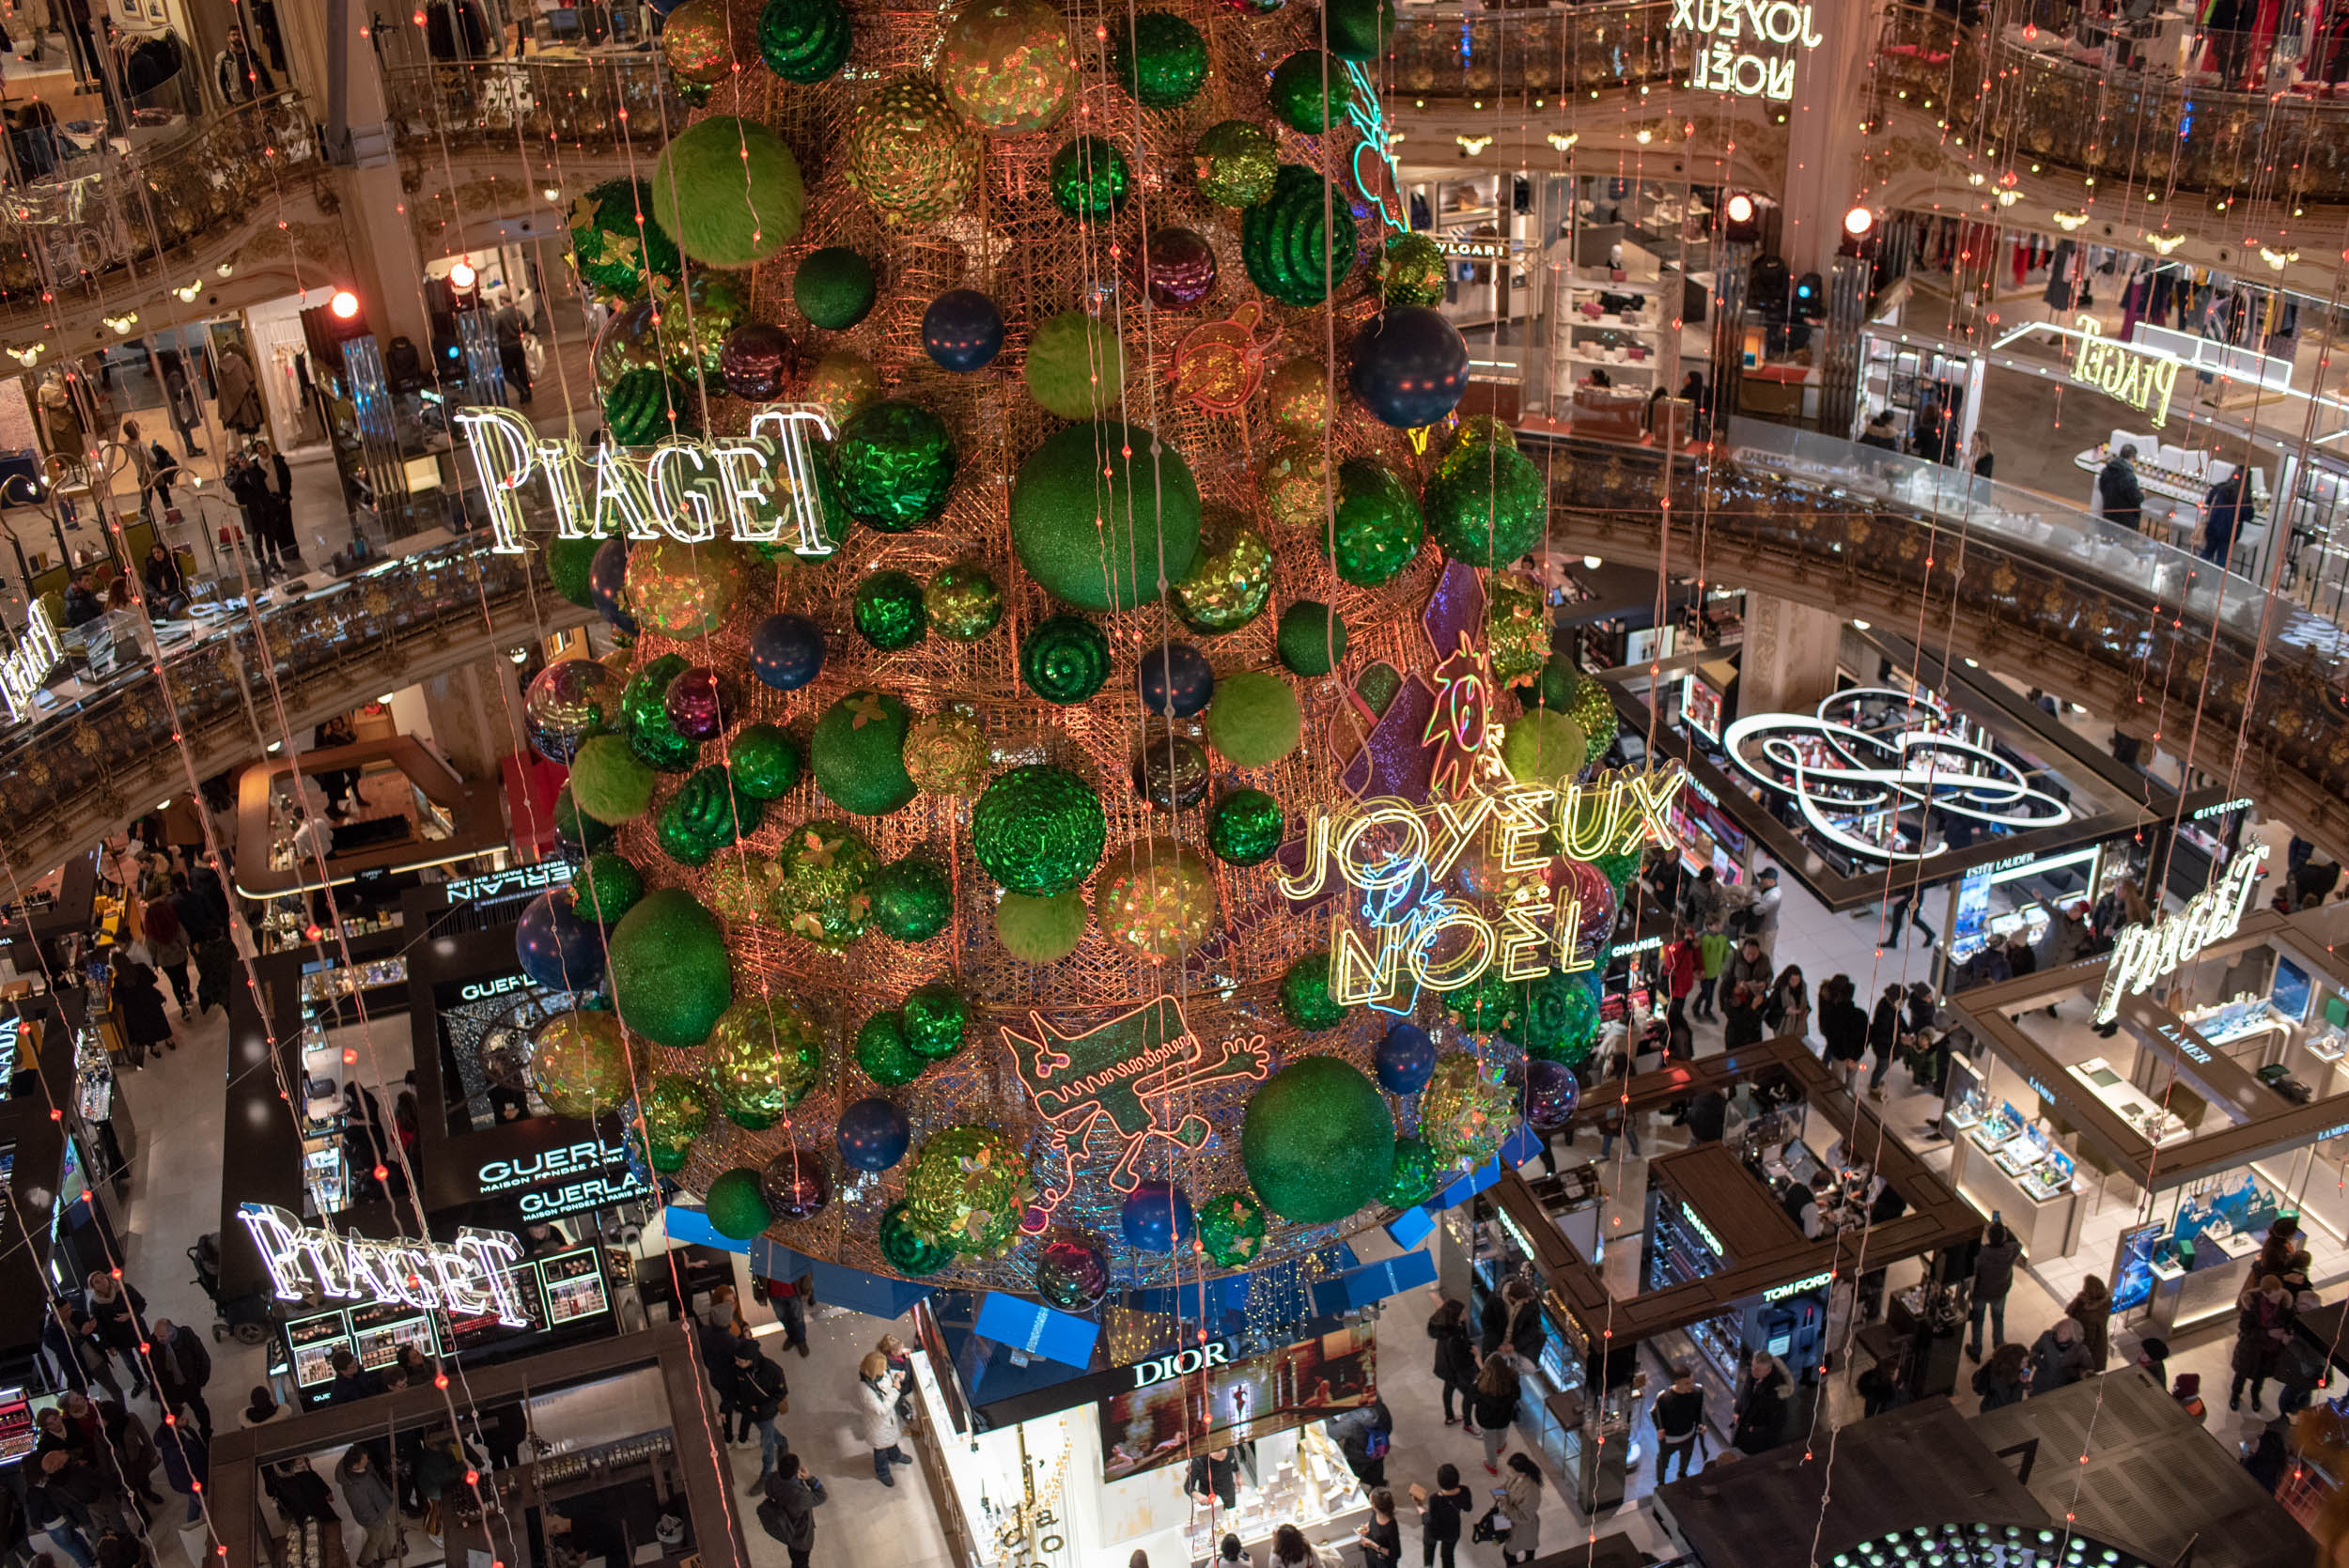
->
1946;1101;2087;1260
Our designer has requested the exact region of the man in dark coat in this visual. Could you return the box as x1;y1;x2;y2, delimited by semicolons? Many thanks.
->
41;1301;122;1405
147;1318;212;1443
757;1453;820;1568
2098;445;2144;532
1968;1221;2023;1360
727;1342;789;1485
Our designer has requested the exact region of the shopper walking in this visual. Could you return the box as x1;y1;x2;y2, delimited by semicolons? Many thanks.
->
756;1453;823;1568
1494;1454;1543;1566
336;1445;402;1568
727;1341;789;1487
80;1276;148;1398
854;1351;913;1486
42;1302;123;1405
2097;444;2144;532
111;949;177;1063
1424;1298;1481;1432
163;365;206;458
2231;1274;2294;1411
1970;1343;2030;1411
95;1397;161;1507
1768;964;1810;1046
1866;983;1904;1098
1820;975;1868;1092
1694;919;1731;1021
1967;1221;2021;1360
2064;1276;2112;1370
2201;466;2252;567
1733;1352;1794;1454
1651;1363;1706;1482
1659;928;1697;1021
1410;1465;1472;1568
2030;1318;2094;1395
1470;1358;1520;1473
147;1317;213;1443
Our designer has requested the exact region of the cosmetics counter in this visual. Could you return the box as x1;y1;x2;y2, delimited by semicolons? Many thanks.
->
1940;1069;2091;1262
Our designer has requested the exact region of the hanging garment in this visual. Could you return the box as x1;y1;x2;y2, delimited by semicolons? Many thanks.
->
2014;241;2030;287
2121;272;2150;342
2044;240;2080;309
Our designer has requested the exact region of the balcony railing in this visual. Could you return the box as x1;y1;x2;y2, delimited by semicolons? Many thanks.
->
0;90;320;325
381;57;686;157
1386;3;1688;102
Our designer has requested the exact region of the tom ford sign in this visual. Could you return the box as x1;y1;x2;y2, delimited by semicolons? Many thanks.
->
2093;847;2265;1025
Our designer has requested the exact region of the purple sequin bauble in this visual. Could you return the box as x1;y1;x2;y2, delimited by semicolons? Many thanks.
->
1523;1058;1580;1133
662;665;736;741
1034;1234;1112;1310
1134;226;1219;309
719;321;800;401
758;1148;834;1220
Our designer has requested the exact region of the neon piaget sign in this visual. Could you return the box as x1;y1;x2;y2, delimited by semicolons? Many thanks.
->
2092;847;2266;1025
1673;0;1821;101
238;1203;535;1326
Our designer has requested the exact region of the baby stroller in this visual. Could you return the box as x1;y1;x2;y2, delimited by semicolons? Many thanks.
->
190;1233;274;1344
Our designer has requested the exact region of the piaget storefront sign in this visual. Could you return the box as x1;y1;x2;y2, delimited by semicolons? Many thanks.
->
2071;320;2183;429
1673;0;1822;101
2092;846;2266;1025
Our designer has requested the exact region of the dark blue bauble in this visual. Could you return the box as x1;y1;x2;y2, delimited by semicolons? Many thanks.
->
1120;1178;1196;1252
922;289;1005;373
1523;1058;1579;1133
750;613;826;691
837;1096;911;1172
516;889;605;990
1375;1020;1438;1094
589;537;637;634
1348;307;1471;429
1137;641;1215;718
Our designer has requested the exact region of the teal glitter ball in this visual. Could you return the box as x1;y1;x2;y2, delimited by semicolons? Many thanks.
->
867;853;954;941
1267;50;1354;133
1382;1136;1444;1210
1280;951;1348;1032
1506;968;1602;1064
857;1011;926;1086
972;765;1106;895
1207;787;1284;865
758;0;851;83
1276;601;1348;676
1049;135;1131;219
834;400;956;531
1242;164;1357;307
795;246;878;331
1328;458;1423;587
902;983;970;1062
1241;1056;1394;1223
1112;11;1208;108
656;763;763;866
1019;614;1112;705
853;568;929;651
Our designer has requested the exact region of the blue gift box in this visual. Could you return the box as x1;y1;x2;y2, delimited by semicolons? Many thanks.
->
973;1292;1100;1368
1432;1156;1504;1210
1385;1205;1438;1250
1309;1248;1438;1315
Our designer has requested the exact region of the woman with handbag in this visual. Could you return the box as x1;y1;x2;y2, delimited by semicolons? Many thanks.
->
1494;1454;1544;1566
1426;1297;1482;1433
854;1351;914;1485
1470;1358;1520;1473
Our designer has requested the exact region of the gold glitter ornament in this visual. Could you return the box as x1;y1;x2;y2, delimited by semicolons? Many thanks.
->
626;537;752;636
661;0;736;85
843;75;980;225
1454;413;1518;452
903;709;991;796
706;994;827;1128
1093;840;1218;962
706;854;786;925
1486;573;1548;685
1266;356;1331;433
803;351;880;427
938;0;1076;133
1261;438;1331;532
1174;505;1275;635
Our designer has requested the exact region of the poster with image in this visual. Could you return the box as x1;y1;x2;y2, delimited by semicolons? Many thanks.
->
1097;1325;1377;1483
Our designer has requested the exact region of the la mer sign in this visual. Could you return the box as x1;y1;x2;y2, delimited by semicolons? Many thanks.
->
1673;0;1822;101
2092;847;2266;1025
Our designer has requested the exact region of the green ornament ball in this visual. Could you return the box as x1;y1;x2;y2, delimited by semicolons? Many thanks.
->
649;116;806;268
902;983;970;1061
1487;575;1549;685
1242;164;1357;307
1446;969;1514;1032
637;1073;710;1173
1207;788;1285;865
1593;848;1642;891
1525;652;1581;710
1276;601;1347;676
794;246;877;331
834;400;957;531
1329;458;1423;587
1197;1189;1268;1266
758;0;851;82
622;653;698;771
1267;50;1353;133
905;710;991;796
904;1125;1032;1256
811;690;916;816
706;855;786;926
708;995;826;1127
1025;311;1127;420
1280;950;1348;1032
1206;670;1301;768
842;74;979;224
972;765;1106;896
879;1200;956;1274
704;1168;774;1240
1501;708;1587;785
552;784;615;855
996;890;1087;962
1420;1051;1514;1165
530;1010;639;1118
606;888;734;1048
1383;1136;1444;1210
601;366;692;448
867;854;955;941
1112;10;1208;108
1020;614;1112;705
569;734;658;824
727;723;803;800
1048;135;1131;220
1425;436;1548;566
857;1011;927;1086
1506;968;1601;1063
567;178;682;301
1241;1056;1395;1222
657;764;760;866
1324;0;1396;60
853;569;929;651
1567;675;1618;759
1378;232;1447;308
1192;120;1277;208
1174;509;1275;634
570;850;645;928
925;562;1003;641
769;818;881;949
547;534;602;608
1010;421;1201;612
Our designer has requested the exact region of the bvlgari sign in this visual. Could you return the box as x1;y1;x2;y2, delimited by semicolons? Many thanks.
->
2092;846;2266;1025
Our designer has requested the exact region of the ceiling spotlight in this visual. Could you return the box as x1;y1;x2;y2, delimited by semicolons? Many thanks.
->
1582;555;1602;570
215;260;235;278
330;289;361;320
1725;193;1756;225
2260;245;2298;272
174;281;201;303
6;343;44;366
1455;134;1493;156
1546;132;1579;152
1995;190;2021;207
1852;620;1871;630
542;185;561;202
448;259;477;289
1633;128;1653;145
1843;205;1875;239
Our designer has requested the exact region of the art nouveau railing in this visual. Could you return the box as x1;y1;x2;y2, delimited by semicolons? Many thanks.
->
380;57;686;158
0;91;320;329
1385;4;1688;103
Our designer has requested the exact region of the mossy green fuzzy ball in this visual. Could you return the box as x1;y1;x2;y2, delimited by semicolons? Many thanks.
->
794;246;877;331
856;1010;926;1086
547;534;603;608
649;117;806;268
570;851;645;928
1205;670;1301;768
1241;1056;1395;1223
1280;950;1348;1032
606;888;734;1048
1025;311;1127;419
1501;707;1587;784
811;690;916;815
1010;421;1201;613
703;1167;774;1240
1277;601;1347;676
568;734;658;824
996;890;1087;961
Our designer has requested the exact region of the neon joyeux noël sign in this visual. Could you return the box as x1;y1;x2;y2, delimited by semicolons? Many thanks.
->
453;404;839;558
2092;846;2266;1025
1673;0;1821;101
1719;689;2073;862
1280;766;1687;1004
238;1203;534;1326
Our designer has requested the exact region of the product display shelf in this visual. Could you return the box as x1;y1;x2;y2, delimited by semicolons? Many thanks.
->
1180;1426;1366;1566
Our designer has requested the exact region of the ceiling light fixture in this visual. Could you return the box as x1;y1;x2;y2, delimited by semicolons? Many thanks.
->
2146;226;2188;256
1455;134;1493;156
1546;132;1579;152
2050;210;2090;231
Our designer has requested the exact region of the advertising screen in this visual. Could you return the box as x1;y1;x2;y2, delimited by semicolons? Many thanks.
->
1097;1324;1377;1482
540;1249;611;1327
